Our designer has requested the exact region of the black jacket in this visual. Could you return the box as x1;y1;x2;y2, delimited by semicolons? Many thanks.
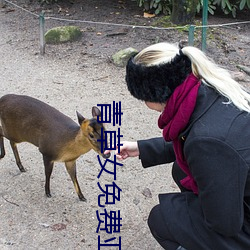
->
138;84;250;249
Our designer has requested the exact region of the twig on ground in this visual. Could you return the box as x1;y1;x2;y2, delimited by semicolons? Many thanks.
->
2;196;20;206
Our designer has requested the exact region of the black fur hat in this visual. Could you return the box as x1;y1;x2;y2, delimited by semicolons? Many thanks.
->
125;52;192;103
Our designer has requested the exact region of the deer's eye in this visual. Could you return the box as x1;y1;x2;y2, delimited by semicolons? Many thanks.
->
89;133;94;139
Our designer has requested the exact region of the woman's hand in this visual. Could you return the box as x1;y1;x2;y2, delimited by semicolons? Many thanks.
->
104;141;139;160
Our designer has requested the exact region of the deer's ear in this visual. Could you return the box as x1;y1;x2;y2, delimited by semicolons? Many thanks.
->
92;106;101;118
76;111;85;125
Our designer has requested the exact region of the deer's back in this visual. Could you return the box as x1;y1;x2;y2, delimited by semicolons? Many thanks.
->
0;94;79;147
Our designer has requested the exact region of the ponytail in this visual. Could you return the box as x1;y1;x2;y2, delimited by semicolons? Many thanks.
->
182;46;250;112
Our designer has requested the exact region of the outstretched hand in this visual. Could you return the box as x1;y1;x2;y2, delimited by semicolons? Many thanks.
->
104;141;139;161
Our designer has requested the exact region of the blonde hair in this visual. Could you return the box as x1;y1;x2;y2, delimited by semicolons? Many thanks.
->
134;42;250;113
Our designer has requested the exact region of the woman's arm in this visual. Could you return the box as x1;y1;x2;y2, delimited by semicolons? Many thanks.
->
104;137;175;168
138;137;175;168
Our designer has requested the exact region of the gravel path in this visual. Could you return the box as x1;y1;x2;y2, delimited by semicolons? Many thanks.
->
0;1;249;249
0;4;175;250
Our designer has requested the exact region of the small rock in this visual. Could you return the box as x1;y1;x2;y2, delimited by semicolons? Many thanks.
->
39;223;50;228
112;47;138;67
231;71;247;82
142;187;152;198
0;0;6;8
133;197;140;205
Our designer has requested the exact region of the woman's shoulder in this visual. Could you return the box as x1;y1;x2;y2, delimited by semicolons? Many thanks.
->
184;84;250;148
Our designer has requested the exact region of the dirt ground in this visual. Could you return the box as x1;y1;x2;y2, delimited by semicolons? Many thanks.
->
0;0;249;249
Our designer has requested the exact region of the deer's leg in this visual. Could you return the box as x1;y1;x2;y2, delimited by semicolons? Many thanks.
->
65;161;86;202
43;155;54;198
10;141;25;172
0;127;5;159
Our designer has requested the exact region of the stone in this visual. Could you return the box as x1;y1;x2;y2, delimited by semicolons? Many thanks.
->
142;187;152;198
237;65;250;76
0;0;6;8
231;71;247;82
112;47;138;67
44;26;82;44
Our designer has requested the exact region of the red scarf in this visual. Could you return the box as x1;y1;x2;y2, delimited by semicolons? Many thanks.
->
158;73;200;194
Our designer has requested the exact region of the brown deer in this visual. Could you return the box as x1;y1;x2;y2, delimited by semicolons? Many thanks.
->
0;94;110;201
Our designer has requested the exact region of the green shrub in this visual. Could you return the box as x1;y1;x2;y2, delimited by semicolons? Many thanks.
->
135;0;250;18
135;0;172;15
196;0;216;15
212;0;250;17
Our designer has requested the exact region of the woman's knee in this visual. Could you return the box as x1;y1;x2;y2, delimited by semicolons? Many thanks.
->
148;204;161;232
148;204;168;241
148;204;180;249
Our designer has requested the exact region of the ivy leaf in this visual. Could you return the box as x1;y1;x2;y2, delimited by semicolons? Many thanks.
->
239;0;246;10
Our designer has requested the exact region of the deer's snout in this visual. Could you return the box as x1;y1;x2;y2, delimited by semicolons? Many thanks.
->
102;152;111;159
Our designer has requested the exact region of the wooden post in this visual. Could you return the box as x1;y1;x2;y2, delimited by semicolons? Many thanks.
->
39;11;45;55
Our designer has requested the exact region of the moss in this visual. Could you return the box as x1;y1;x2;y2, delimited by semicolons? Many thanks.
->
45;26;82;44
152;16;172;27
152;16;198;32
112;48;138;67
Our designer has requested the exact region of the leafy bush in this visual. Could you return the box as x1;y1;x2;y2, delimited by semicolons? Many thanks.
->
136;0;250;17
239;0;250;9
197;0;238;17
135;0;172;15
196;0;216;15
213;0;250;17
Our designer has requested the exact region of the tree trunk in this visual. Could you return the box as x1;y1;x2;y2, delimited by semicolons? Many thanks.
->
171;0;198;25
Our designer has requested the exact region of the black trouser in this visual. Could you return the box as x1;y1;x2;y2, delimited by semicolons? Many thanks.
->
148;162;188;250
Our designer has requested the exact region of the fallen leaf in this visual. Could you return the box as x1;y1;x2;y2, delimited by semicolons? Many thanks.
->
142;187;152;198
51;223;67;231
143;12;155;18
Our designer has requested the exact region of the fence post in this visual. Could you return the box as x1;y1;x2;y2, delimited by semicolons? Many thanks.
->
202;0;208;51
188;25;195;46
39;11;45;55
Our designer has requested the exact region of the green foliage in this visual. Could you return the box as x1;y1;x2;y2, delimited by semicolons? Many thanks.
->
197;0;217;15
239;0;250;9
135;0;172;15
135;0;250;18
213;0;237;17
